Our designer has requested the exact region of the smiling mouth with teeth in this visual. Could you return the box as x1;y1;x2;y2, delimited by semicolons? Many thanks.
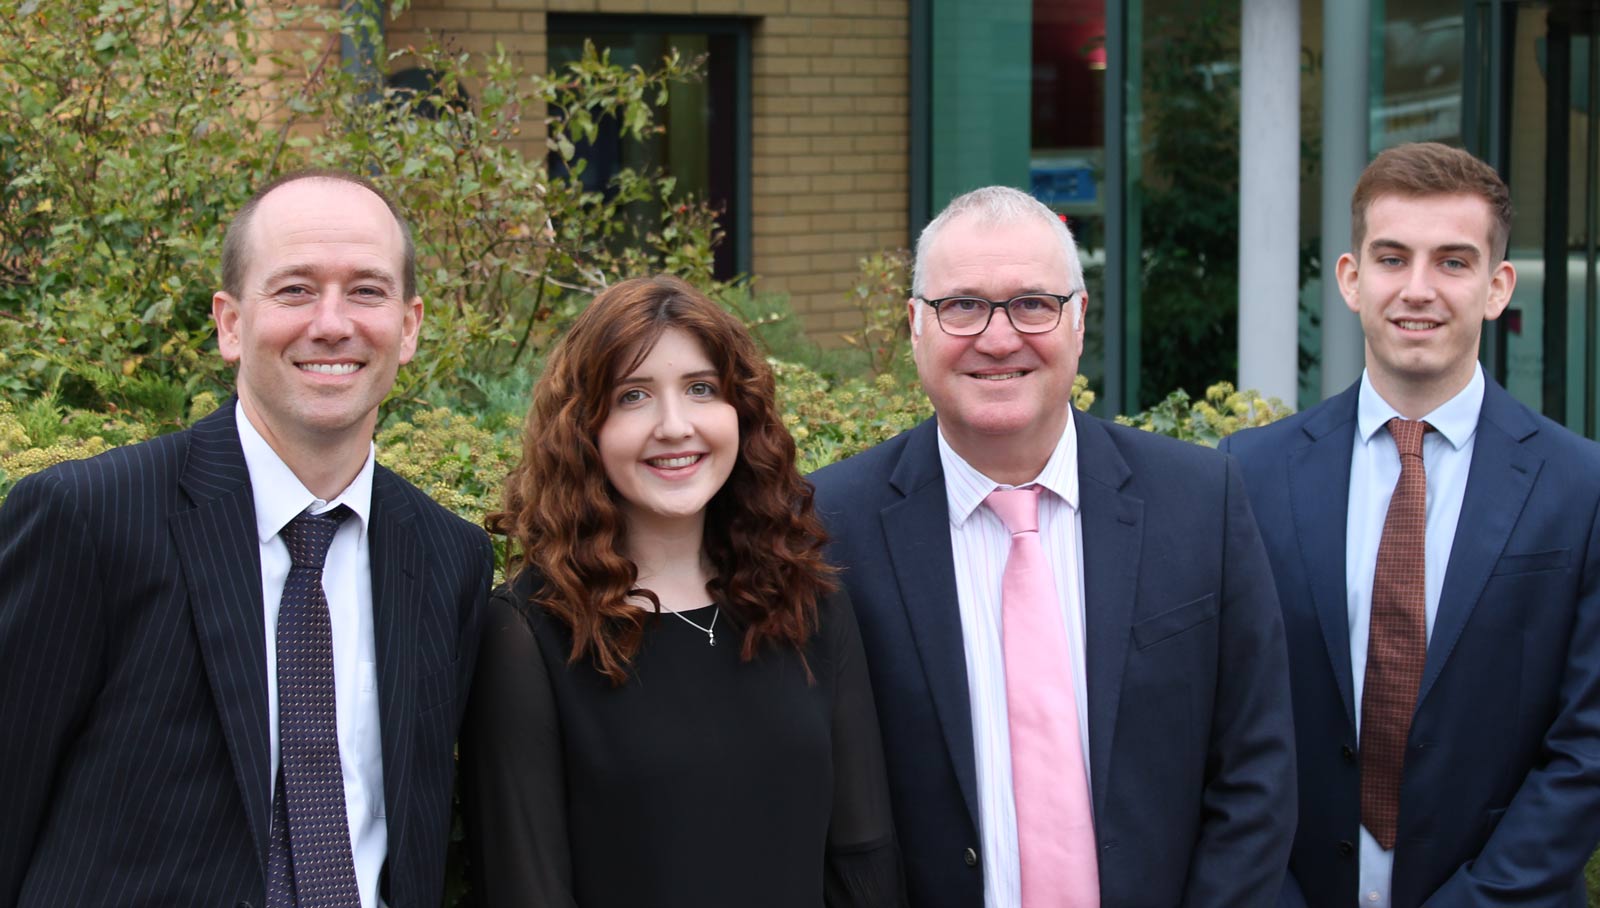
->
647;454;702;469
299;362;361;375
973;371;1026;381
1395;320;1439;330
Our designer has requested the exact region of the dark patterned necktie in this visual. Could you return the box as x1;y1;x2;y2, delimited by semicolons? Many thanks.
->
268;506;362;908
1361;418;1431;850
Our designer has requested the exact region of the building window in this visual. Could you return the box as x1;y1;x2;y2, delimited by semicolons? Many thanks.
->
1031;0;1108;400
548;15;751;282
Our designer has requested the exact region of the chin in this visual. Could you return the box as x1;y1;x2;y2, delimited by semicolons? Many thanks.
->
633;504;712;524
965;408;1043;437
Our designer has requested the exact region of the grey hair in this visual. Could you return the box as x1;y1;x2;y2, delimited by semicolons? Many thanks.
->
910;185;1085;331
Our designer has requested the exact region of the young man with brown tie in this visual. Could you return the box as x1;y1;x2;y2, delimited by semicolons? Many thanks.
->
1222;142;1600;907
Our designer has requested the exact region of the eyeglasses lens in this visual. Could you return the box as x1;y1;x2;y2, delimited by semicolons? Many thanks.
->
939;295;1062;335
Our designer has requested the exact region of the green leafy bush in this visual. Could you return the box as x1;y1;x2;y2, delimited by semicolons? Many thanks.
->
1115;381;1292;447
1589;849;1599;904
1;0;719;416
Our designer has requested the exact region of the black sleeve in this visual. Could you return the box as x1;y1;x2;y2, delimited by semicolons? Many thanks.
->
460;587;577;908
0;471;107;905
452;527;495;729
822;588;908;908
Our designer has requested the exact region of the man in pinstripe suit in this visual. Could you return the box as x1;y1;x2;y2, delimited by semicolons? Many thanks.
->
0;170;493;907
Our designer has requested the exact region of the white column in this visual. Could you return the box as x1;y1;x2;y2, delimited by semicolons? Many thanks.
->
1238;0;1301;406
1320;0;1370;398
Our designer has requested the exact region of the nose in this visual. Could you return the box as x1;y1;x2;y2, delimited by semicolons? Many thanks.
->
653;395;693;440
306;288;355;342
972;306;1027;356
1400;263;1438;304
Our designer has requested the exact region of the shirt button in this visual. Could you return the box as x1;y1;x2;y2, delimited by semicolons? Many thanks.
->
964;847;979;867
1367;892;1381;902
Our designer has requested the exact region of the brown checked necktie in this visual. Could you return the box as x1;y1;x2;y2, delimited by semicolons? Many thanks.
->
1360;417;1431;850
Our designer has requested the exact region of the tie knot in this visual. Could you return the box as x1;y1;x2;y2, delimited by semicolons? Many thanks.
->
1385;417;1431;458
280;506;350;570
986;486;1042;536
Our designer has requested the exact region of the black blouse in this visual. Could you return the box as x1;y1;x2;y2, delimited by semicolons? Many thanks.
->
460;571;905;908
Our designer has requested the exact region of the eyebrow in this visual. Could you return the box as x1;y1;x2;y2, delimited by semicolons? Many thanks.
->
941;288;1056;299
1367;238;1483;261
261;266;398;288
616;368;721;385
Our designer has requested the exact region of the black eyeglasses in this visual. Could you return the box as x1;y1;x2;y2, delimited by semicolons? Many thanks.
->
917;291;1080;336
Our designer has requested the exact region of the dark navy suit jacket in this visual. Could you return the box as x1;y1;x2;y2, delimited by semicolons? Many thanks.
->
1220;378;1600;907
811;410;1297;908
0;399;492;908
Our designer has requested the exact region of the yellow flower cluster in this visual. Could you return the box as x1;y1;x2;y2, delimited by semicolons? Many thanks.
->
1115;382;1291;447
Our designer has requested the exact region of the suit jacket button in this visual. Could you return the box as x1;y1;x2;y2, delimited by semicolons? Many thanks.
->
964;847;979;867
1341;744;1356;763
1337;840;1354;857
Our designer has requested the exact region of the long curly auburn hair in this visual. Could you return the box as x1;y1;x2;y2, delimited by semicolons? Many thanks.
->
489;275;836;684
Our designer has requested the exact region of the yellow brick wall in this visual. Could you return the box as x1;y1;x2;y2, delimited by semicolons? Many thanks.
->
386;0;911;338
253;1;343;137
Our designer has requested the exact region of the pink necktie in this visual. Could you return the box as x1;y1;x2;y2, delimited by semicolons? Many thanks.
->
987;486;1099;908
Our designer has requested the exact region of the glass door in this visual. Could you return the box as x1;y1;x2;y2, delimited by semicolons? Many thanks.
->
1478;0;1600;436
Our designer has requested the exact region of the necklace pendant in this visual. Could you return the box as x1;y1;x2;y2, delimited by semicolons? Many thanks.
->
708;631;716;647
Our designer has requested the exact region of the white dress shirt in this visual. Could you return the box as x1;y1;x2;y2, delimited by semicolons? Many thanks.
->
937;412;1091;908
237;408;388;908
1346;365;1483;908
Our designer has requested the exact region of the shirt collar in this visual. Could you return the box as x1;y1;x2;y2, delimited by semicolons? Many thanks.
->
1356;362;1484;451
937;408;1080;525
235;404;375;544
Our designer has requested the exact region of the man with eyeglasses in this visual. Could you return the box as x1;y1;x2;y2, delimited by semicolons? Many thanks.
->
812;185;1296;907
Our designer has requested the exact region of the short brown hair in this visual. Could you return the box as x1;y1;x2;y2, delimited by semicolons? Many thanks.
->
219;168;417;300
1351;142;1513;261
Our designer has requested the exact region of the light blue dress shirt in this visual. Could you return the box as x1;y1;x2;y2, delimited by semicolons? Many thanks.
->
1345;365;1484;907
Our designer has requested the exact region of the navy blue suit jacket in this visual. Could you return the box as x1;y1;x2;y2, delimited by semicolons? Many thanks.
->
811;410;1297;908
1220;378;1600;907
0;399;493;908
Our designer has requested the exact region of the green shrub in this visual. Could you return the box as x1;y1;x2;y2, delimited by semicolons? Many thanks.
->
0;0;720;416
776;362;929;475
1588;848;1599;905
377;407;522;534
0;394;155;499
1116;381;1292;447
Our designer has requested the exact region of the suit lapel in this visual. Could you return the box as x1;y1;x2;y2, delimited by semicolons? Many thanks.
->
369;468;423;876
1288;386;1359;728
170;400;273;877
1074;413;1141;816
880;420;980;827
1421;380;1541;706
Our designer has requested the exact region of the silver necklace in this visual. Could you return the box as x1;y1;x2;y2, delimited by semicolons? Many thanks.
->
669;606;719;646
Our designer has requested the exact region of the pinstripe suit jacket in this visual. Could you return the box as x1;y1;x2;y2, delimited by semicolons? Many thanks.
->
0;399;493;908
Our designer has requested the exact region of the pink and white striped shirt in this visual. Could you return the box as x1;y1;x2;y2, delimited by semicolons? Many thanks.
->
936;411;1093;908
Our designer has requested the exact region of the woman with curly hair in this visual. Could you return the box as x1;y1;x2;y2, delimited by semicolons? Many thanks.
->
461;275;904;907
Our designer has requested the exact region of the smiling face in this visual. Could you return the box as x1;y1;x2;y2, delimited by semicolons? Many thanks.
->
212;178;422;464
598;327;740;534
1338;192;1515;416
910;213;1087;484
